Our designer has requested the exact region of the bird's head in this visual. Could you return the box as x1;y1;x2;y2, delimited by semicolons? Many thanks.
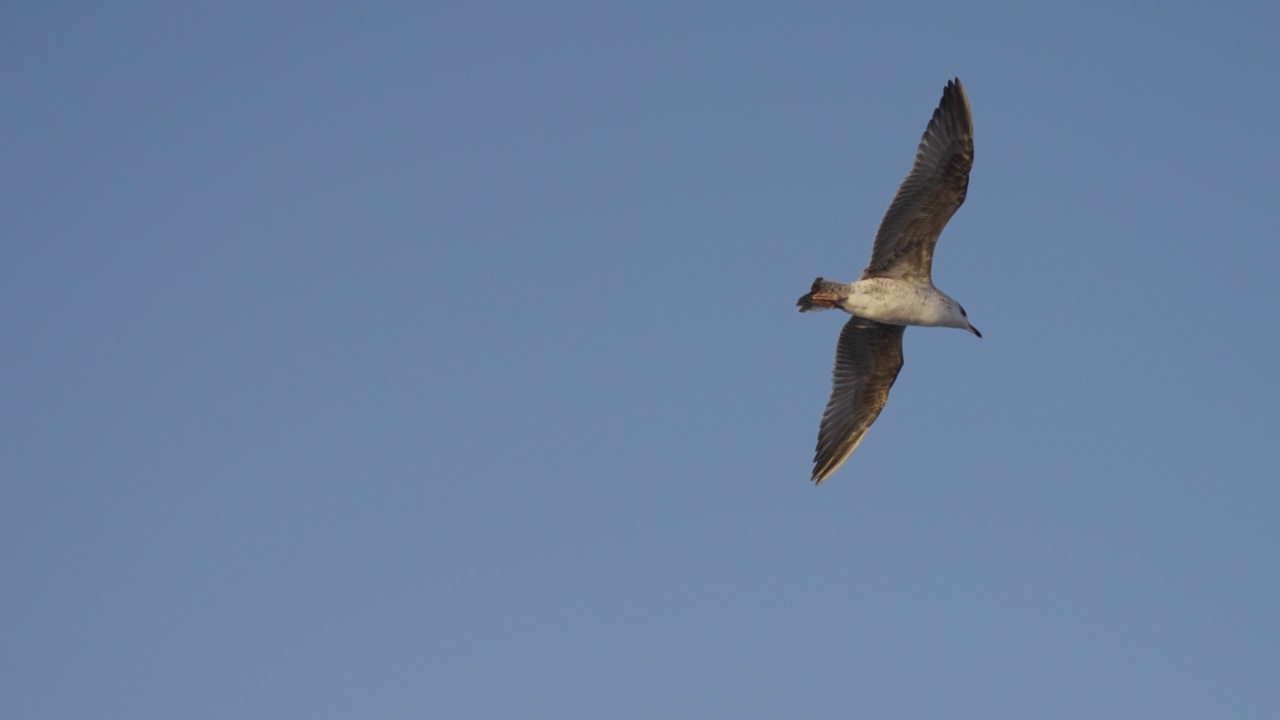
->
954;302;981;338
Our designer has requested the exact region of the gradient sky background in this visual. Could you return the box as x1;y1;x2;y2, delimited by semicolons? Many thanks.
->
4;2;1279;718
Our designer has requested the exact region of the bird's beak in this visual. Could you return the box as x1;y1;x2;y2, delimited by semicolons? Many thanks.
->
967;323;982;338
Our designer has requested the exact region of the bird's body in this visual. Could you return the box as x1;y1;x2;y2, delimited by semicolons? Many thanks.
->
798;78;980;485
808;277;970;329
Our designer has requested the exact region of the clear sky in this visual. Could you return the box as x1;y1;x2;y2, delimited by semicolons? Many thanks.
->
4;1;1279;718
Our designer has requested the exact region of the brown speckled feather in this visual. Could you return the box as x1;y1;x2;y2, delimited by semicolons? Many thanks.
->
863;78;973;281
812;317;906;484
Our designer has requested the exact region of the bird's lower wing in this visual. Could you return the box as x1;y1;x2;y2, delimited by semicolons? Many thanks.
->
812;318;906;484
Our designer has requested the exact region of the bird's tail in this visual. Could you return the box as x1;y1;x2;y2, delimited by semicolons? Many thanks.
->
796;278;844;313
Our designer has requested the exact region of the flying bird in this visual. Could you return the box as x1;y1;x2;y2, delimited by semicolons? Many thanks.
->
796;78;980;485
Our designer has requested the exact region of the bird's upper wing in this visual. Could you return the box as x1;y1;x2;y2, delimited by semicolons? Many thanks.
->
863;78;973;282
812;317;906;484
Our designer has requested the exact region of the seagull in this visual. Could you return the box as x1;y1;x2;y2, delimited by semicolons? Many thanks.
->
796;78;980;485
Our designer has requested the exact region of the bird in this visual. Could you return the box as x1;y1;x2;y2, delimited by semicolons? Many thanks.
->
796;78;980;485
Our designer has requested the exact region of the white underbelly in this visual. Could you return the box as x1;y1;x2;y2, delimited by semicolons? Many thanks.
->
838;279;949;327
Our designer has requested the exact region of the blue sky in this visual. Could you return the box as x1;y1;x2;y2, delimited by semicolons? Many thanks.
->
4;1;1279;717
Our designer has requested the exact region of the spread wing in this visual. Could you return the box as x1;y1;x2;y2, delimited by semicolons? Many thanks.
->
812;317;906;484
863;78;973;281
